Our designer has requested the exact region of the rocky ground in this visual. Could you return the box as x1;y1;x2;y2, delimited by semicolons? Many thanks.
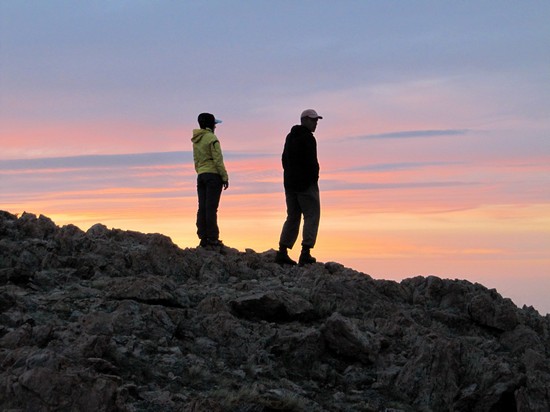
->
1;210;549;411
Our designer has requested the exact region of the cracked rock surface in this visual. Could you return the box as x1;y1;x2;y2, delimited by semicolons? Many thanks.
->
1;211;549;411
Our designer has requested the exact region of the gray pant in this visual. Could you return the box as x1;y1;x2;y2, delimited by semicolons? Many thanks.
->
279;183;320;249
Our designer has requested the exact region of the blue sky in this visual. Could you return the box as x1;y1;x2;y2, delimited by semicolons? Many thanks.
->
2;1;549;132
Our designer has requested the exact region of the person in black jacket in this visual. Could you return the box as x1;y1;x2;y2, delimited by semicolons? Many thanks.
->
276;109;322;266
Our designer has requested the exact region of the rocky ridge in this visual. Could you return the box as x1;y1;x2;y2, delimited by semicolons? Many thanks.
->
1;210;549;411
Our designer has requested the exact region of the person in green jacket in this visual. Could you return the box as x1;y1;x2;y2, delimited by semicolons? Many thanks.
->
191;113;229;247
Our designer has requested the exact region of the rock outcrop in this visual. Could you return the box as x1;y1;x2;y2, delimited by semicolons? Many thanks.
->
1;210;549;411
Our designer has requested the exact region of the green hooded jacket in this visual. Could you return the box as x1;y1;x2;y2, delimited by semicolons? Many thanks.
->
191;128;229;182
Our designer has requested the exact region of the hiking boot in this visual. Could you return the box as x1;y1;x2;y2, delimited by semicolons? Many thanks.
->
206;239;224;248
275;251;297;266
298;250;316;266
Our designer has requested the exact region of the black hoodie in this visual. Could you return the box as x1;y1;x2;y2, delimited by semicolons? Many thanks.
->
282;125;319;191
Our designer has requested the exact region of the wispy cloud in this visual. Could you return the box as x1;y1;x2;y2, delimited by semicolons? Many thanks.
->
0;152;189;171
321;180;479;191
0;151;274;171
339;161;466;173
349;129;470;140
0;151;281;202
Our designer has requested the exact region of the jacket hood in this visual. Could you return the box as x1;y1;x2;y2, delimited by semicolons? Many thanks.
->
192;128;212;143
290;125;312;135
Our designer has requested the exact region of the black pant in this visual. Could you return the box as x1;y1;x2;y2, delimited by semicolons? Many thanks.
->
196;173;223;241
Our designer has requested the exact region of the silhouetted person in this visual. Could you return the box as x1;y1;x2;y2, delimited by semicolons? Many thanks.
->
276;109;322;266
192;113;229;247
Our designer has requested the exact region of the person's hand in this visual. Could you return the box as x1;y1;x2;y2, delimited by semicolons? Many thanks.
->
223;181;229;190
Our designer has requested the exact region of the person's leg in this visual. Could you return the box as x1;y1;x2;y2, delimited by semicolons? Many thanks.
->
276;190;301;265
196;174;207;245
279;190;302;250
203;173;223;241
297;184;320;265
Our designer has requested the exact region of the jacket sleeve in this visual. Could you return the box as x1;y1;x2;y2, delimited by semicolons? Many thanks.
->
211;140;229;182
304;136;319;184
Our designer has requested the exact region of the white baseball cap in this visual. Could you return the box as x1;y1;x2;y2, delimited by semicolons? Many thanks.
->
300;109;323;119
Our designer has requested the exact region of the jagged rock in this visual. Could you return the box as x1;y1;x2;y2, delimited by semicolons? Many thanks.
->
105;275;191;308
469;293;519;331
321;312;377;364
230;290;315;322
1;210;550;411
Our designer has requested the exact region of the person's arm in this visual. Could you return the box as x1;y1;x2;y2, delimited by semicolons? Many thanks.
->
302;135;319;185
211;140;229;187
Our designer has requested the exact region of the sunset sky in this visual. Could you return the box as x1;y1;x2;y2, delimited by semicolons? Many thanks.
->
1;1;549;313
